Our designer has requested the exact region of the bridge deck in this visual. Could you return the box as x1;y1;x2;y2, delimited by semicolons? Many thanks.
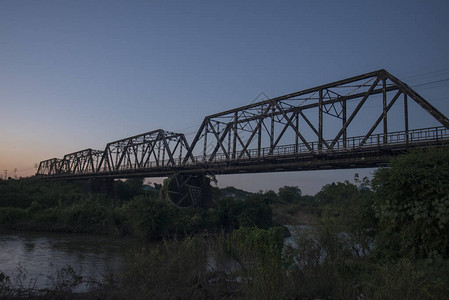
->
36;70;449;180
37;126;449;180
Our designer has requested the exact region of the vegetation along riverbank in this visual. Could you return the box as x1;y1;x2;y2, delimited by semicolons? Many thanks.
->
1;147;449;299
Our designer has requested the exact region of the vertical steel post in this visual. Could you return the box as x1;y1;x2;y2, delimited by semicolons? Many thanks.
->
162;142;166;166
258;116;262;157
295;112;299;153
233;112;237;159
318;89;323;151
342;99;347;148
157;141;161;166
203;122;208;159
270;105;275;150
228;130;231;159
383;77;388;144
404;93;409;146
179;141;183;165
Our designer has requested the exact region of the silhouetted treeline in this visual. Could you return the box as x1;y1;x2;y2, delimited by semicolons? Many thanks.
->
0;177;276;237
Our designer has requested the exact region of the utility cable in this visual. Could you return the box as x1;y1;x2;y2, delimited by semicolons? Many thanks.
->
412;78;449;87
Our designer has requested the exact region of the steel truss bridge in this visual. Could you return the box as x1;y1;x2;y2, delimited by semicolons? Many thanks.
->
37;69;449;180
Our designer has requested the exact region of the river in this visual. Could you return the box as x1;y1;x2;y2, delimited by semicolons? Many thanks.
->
0;230;142;292
0;227;304;294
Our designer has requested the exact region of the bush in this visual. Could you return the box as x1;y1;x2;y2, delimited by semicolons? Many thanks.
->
123;196;178;239
0;207;27;224
372;148;449;259
357;258;449;300
230;227;285;299
118;236;213;299
213;196;273;231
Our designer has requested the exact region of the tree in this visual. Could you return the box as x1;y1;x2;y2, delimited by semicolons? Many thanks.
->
315;181;358;206
278;186;302;203
263;190;277;203
372;148;449;259
316;180;375;257
115;178;144;201
238;195;273;229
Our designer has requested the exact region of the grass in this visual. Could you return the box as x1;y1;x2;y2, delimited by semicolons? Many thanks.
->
3;228;448;299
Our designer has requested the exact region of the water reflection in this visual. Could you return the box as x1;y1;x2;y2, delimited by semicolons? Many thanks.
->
0;230;141;292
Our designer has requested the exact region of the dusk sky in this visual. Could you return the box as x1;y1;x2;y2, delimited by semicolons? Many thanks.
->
1;0;449;194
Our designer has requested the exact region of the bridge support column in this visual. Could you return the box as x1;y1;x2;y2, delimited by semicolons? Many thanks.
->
163;174;212;208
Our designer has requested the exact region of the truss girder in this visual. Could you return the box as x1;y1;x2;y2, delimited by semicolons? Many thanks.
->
36;69;449;179
61;149;104;174
183;69;449;164
36;158;64;176
97;129;191;173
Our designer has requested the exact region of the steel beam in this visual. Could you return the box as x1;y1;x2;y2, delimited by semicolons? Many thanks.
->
36;69;449;180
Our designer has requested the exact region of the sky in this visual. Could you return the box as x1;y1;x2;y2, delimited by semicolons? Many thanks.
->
1;0;449;194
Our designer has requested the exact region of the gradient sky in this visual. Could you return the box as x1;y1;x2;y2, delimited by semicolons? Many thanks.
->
1;0;449;194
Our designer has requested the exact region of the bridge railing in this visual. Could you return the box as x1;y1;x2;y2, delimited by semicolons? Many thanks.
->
40;126;449;176
188;126;449;165
76;126;449;171
114;158;184;170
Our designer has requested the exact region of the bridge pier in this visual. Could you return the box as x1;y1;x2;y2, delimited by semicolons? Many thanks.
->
163;174;213;208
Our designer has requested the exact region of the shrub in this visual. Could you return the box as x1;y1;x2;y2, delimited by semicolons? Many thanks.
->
123;196;178;239
372;148;449;259
0;207;27;224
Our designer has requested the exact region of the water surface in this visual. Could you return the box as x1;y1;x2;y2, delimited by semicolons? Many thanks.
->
0;230;141;291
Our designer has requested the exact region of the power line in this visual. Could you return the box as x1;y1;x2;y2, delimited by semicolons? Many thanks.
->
403;68;449;80
412;78;449;88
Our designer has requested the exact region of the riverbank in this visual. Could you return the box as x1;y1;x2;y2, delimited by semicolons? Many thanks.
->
0;179;276;239
2;227;449;300
2;148;449;299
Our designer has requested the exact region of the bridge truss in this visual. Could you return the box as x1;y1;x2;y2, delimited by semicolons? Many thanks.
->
37;69;449;179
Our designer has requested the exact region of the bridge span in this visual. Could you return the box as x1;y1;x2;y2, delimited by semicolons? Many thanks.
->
36;69;449;206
